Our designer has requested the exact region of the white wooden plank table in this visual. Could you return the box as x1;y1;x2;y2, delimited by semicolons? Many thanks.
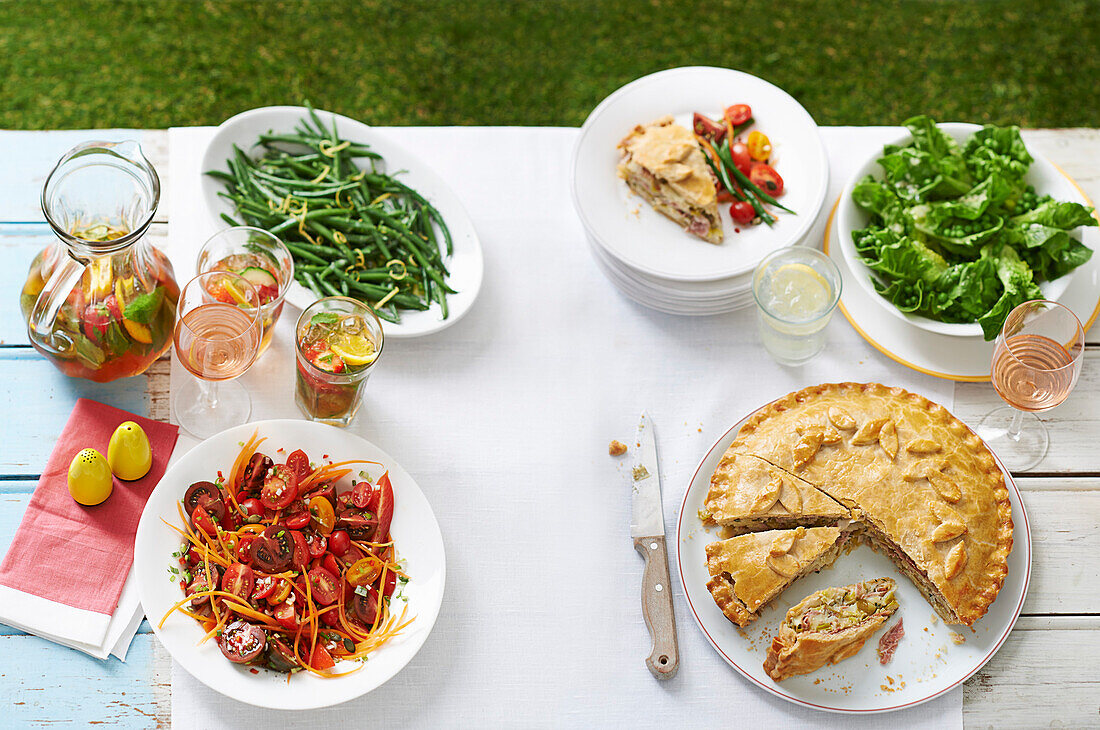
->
0;129;1098;728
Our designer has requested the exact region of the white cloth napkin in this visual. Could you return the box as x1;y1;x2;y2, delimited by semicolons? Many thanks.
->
166;125;961;727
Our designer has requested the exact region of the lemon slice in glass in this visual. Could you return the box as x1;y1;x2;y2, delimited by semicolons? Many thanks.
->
331;334;378;367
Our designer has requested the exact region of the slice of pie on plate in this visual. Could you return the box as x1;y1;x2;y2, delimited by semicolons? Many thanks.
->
700;452;848;535
704;525;855;627
711;382;1013;626
617;115;723;244
763;577;899;682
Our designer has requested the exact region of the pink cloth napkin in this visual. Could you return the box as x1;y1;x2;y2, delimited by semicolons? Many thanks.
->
0;398;178;636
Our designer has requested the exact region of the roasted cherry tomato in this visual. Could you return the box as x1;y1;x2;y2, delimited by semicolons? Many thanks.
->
236;534;257;564
285;449;311;481
217;620;266;664
747;130;772;162
260;469;298;511
308;642;335;671
304;529;328;559
729;201;755;224
328;530;350;557
251;573;276;601
273;601;298;631
221;563;254;601
730;141;752;176
370;473;395;543
283;501;311;530
240;453;272;492
191;505;218;537
240;498;265;519
184;481;220;513
308;567;340;606
346;557;381;587
290;530;309;570
692;112;726;143
309;496;336;535
724;103;752;127
749;162;784;196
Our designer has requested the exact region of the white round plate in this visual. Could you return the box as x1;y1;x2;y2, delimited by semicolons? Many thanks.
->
825;195;1100;381
200;106;484;339
572;66;829;283
677;401;1031;713
836;122;1091;337
135;419;446;710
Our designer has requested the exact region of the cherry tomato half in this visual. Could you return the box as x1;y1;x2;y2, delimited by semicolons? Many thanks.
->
308;642;335;671
322;553;341;578
267;579;292;606
260;469;298;511
283;501;311;530
273;601;298;631
746;130;772;162
724;103;752;127
346;557;381;587
251;574;276;601
749;162;784;196
382;569;397;599
729;201;755;224
308;567;340;606
191;505;218;537
309;496;336;535
221;563;254;601
350;481;373;510
240;498;265;518
352;587;379;625
692;112;726;143
730;142;752;176
285;449;311;480
218;620;266;664
236;535;257;564
289;530;309;570
304;529;328;559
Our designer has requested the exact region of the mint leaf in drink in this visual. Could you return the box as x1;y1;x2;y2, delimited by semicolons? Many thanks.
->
71;333;105;368
310;312;339;326
123;287;165;324
105;321;130;357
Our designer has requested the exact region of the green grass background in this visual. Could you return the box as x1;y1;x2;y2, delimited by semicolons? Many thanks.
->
1;0;1095;129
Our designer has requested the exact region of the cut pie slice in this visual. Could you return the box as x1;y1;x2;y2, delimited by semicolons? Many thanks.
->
719;382;1013;626
700;452;849;535
617;115;723;244
705;525;854;627
763;577;899;682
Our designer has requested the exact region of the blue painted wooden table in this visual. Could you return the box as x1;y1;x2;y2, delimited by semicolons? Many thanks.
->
1;129;1099;727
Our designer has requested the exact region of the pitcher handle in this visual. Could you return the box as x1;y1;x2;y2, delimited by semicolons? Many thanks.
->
27;251;88;356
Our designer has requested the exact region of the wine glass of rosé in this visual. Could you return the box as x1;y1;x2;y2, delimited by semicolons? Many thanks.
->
979;300;1084;471
171;271;262;439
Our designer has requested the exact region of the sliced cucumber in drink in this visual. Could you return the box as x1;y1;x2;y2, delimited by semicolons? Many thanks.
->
238;266;278;289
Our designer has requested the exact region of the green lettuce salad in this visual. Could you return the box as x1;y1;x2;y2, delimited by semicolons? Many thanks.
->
851;116;1096;340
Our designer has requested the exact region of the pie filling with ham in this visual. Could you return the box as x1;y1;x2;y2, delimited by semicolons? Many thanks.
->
763;578;899;682
616;115;723;244
701;382;1013;630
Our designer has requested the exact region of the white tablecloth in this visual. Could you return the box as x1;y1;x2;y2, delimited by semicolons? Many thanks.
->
166;125;960;728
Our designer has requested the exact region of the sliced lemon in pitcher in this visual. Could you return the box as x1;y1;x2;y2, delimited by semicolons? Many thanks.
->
330;334;378;367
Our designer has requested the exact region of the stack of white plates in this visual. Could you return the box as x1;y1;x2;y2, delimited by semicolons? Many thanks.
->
571;67;830;315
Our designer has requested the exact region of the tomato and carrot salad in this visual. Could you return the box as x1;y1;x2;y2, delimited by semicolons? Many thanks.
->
161;431;412;676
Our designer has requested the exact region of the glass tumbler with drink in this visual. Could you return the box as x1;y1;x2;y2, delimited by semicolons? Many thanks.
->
752;247;842;366
197;226;294;357
980;299;1084;471
295;296;384;426
172;271;263;439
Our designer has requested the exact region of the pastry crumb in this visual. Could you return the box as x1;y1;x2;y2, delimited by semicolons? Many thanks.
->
949;631;966;645
929;613;939;625
608;440;628;457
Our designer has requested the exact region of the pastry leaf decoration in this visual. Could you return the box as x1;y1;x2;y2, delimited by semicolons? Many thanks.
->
945;542;968;579
828;407;857;430
879;420;899;459
906;438;943;454
851;418;887;445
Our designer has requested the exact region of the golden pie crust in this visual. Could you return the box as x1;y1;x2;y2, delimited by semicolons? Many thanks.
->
704;525;852;626
704;383;1013;627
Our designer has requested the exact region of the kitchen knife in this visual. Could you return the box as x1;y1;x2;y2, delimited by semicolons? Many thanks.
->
630;412;680;679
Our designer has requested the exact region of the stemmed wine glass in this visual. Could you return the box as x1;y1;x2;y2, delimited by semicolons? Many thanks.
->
979;300;1084;472
172;271;262;439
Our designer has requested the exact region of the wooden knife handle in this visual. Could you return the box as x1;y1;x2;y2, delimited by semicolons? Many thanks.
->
633;535;680;679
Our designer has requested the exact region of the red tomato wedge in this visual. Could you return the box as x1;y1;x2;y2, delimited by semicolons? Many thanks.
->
370;472;394;543
309;643;335;671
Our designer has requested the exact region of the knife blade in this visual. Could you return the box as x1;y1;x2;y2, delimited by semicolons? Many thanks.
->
630;412;680;679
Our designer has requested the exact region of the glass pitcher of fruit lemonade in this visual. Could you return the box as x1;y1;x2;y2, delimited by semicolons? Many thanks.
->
21;141;179;382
